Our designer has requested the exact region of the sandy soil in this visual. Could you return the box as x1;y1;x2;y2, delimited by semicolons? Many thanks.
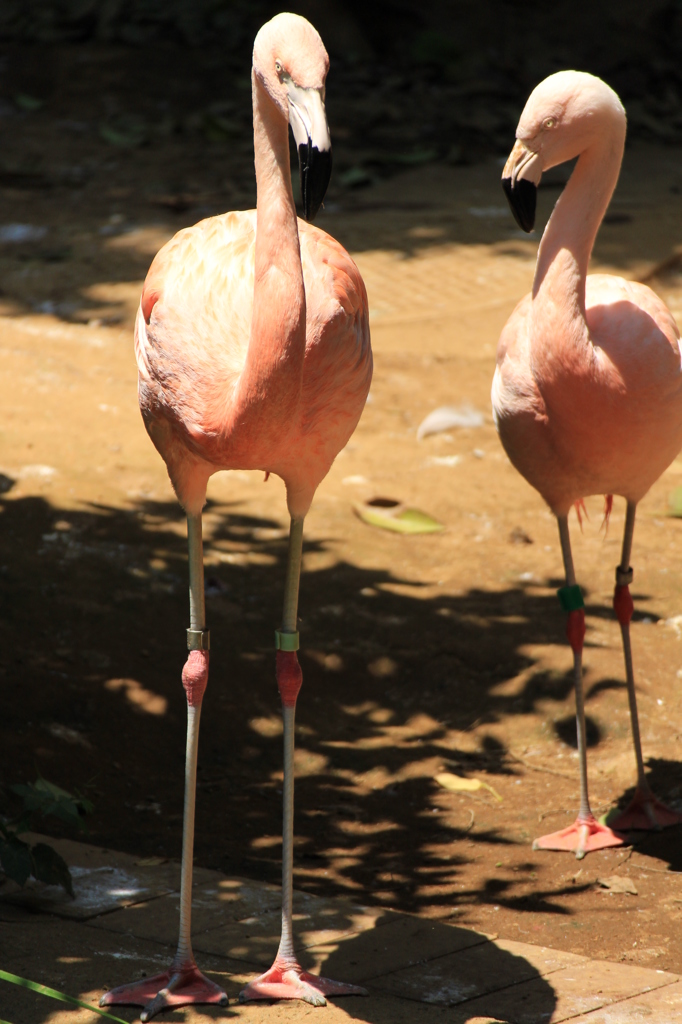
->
4;42;682;980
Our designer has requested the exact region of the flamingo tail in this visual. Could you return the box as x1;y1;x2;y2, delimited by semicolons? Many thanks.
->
573;498;588;531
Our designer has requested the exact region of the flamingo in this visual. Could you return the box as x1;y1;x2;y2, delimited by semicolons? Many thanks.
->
100;13;371;1018
493;70;682;859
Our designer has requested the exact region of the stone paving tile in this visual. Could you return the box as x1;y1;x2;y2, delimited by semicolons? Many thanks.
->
457;959;678;1023
228;996;501;1023
3;836;677;1024
0;834;221;920
0;915;238;1024
88;876;283;943
0;915;496;1024
369;937;557;1008
569;979;682;1021
304;914;491;983
194;897;396;967
494;938;588;974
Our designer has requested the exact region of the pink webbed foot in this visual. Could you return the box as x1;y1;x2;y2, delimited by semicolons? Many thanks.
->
100;965;227;1022
239;960;368;1006
533;814;625;860
608;786;682;832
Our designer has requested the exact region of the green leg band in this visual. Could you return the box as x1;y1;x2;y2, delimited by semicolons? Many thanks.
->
557;584;584;611
275;629;300;651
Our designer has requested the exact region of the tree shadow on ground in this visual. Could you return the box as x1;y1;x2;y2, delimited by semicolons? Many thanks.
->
0;485;678;929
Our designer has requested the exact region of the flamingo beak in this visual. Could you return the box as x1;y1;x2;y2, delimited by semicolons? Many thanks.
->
502;138;543;232
287;82;332;222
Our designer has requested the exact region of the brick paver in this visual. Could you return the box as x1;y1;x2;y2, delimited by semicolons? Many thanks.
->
1;835;678;1024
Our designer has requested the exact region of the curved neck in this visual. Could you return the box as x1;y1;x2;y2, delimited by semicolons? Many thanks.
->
235;71;305;420
530;116;625;371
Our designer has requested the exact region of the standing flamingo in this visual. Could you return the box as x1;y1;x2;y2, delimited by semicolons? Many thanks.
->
493;71;682;859
101;13;371;1019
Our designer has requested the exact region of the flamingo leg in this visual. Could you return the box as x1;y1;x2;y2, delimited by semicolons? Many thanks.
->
607;502;682;831
101;512;227;1021
240;517;367;1005
533;514;624;859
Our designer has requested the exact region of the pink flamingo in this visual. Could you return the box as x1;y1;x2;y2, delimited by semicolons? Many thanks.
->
101;13;371;1019
494;71;682;859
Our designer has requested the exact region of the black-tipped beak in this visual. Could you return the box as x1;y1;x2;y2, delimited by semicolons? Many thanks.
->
502;176;537;232
286;80;332;223
501;137;542;233
298;139;332;222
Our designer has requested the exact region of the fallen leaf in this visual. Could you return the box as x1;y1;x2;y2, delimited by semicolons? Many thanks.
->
509;526;533;545
417;404;484;440
135;856;168;867
353;497;443;534
435;772;503;803
99;116;148;149
339;165;374;188
597;875;638;895
14;92;43;112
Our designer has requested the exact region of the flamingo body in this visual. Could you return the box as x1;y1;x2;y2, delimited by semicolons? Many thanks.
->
493;273;682;515
137;209;371;517
494;70;682;858
102;14;372;1016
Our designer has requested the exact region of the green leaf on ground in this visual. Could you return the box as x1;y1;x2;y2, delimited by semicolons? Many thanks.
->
11;777;93;830
99;117;147;148
14;92;43;112
31;842;74;897
0;836;32;886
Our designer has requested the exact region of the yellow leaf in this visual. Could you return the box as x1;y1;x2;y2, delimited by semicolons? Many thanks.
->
435;772;502;802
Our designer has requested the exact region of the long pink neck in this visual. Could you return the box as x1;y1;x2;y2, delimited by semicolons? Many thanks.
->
530;114;625;380
234;71;305;425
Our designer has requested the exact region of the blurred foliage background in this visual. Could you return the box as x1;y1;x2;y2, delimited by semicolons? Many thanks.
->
2;0;682;158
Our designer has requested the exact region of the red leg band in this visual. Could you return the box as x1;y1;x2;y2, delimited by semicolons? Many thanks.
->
182;649;209;706
613;583;633;626
566;609;585;653
276;650;302;708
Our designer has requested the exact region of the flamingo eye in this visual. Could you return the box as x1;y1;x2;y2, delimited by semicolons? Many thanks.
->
543;117;556;129
275;60;283;74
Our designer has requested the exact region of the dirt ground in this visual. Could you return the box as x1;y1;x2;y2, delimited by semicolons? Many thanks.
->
5;40;682;985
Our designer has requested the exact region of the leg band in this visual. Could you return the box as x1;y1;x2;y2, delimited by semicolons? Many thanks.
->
558;584;584;611
275;629;299;652
276;650;302;708
187;628;210;651
615;565;633;587
613;583;634;626
182;649;209;706
566;609;586;654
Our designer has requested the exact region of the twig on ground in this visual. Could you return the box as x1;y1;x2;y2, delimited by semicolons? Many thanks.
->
508;750;576;780
538;808;571;822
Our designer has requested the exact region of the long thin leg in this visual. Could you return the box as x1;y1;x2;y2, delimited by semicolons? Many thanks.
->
101;512;227;1021
533;514;624;859
240;517;367;1005
609;501;682;831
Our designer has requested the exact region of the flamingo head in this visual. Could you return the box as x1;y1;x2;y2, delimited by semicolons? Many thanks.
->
502;70;625;232
253;13;332;222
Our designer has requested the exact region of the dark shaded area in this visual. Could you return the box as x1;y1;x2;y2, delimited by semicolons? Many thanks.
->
0;487;677;924
0;4;679;324
3;1;682;196
553;713;602;750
